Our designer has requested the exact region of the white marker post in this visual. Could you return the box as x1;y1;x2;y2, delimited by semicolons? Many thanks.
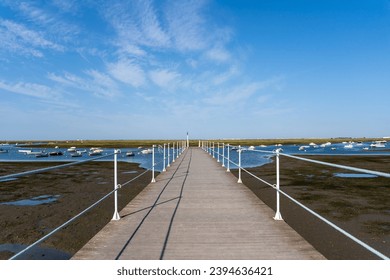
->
112;149;121;220
151;145;156;183
163;143;166;172
238;145;242;183
274;149;283;220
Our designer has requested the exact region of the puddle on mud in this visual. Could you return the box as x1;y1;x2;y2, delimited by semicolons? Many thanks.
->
334;173;378;178
0;243;71;260
0;195;60;206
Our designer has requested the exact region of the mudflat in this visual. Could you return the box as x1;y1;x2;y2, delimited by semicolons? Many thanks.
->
1;155;389;260
0;161;151;259
231;155;390;259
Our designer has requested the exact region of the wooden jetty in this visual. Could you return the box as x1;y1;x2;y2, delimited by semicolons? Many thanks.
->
72;147;325;260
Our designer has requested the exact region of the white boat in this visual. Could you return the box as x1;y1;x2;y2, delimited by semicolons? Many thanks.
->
320;142;332;147
363;147;369;150
0;148;8;153
344;144;353;149
26;151;45;155
299;145;310;151
309;142;316;146
248;146;255;150
275;144;283;147
140;149;153;154
67;147;77;152
71;151;82;157
126;151;135;157
331;147;337;150
18;149;32;153
259;145;267;147
370;141;386;148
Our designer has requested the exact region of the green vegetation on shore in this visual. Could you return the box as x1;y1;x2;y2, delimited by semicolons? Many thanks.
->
1;137;385;148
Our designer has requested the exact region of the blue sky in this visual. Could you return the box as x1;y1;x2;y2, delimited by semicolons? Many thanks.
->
1;0;389;140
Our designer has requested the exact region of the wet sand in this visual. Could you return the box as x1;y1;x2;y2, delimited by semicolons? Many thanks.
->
0;161;151;259
231;155;390;260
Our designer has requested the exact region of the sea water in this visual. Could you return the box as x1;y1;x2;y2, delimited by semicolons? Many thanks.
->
0;142;389;172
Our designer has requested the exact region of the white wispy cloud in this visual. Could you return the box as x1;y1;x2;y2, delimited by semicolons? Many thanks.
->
165;0;208;52
149;69;181;90
212;66;239;85
105;0;170;56
85;70;119;98
0;80;61;100
104;0;230;58
51;0;79;13
203;77;284;106
107;59;146;87
205;46;231;63
0;19;63;57
48;70;120;99
13;2;80;41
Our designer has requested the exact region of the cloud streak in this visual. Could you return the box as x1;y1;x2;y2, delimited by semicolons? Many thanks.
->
48;71;120;99
0;19;63;57
0;80;61;100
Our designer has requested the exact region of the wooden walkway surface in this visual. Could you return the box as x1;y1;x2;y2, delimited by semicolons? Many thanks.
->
72;147;325;260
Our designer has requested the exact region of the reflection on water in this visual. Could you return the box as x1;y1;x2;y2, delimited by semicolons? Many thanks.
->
0;195;60;206
334;173;378;178
0;243;71;260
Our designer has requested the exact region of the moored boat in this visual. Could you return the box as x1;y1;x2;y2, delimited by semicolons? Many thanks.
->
71;152;82;157
18;149;32;153
140;149;152;154
35;152;49;158
49;151;64;156
370;141;386;148
67;147;77;152
89;148;103;156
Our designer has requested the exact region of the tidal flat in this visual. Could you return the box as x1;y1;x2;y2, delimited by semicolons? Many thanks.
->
0;161;151;259
232;155;390;259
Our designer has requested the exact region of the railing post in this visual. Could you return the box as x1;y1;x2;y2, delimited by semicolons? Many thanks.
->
213;142;215;158
112;149;121;221
217;142;220;163
222;143;225;167
227;144;230;172
238;145;242;183
167;143;170;167
151;145;156;183
163;143;166;172
173;142;176;162
177;142;179;159
274;149;283;220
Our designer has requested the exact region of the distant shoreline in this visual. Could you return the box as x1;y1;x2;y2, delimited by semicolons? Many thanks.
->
1;137;387;148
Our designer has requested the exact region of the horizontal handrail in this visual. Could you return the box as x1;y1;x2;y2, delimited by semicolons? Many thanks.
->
0;153;115;181
280;152;390;178
238;148;390;178
6;143;185;260
204;142;390;260
10;186;118;260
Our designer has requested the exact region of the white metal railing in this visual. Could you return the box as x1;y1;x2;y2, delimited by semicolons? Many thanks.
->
201;141;390;260
3;142;186;260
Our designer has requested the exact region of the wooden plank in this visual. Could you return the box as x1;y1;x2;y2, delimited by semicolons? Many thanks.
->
72;148;325;260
